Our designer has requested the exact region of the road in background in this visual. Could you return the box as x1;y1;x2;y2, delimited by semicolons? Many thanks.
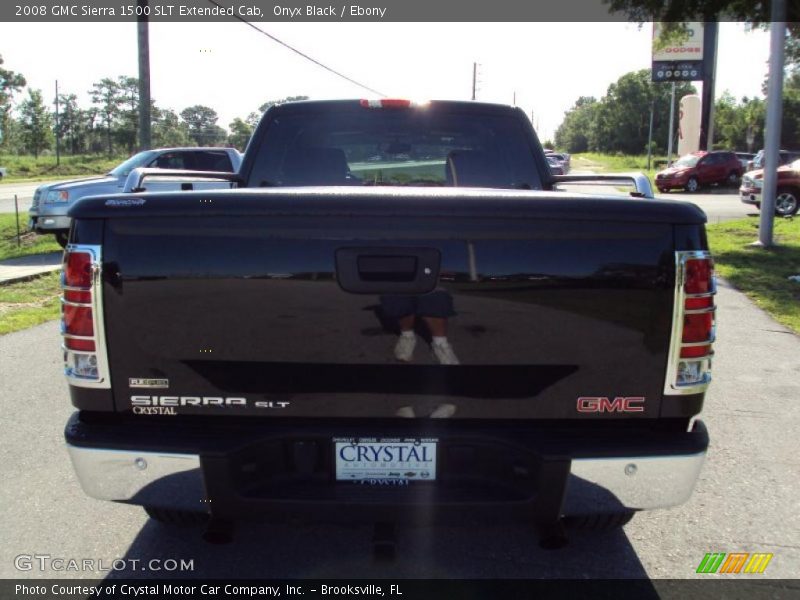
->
0;281;797;579
655;190;755;224
2;178;758;224
0;182;41;214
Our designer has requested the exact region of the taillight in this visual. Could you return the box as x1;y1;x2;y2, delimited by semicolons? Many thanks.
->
665;252;715;393
61;245;109;387
359;98;427;109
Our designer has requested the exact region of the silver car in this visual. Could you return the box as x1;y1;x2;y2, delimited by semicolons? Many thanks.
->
29;147;242;247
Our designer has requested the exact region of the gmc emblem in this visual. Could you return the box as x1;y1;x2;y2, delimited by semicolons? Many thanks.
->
576;396;645;413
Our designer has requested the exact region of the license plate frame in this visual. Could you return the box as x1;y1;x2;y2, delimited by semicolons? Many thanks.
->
333;437;438;482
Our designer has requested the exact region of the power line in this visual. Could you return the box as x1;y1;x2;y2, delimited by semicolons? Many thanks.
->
206;0;386;97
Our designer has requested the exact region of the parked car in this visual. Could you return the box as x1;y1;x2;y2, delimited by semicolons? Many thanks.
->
746;149;800;172
655;150;743;193
29;147;242;247
0;166;6;179
740;158;800;216
550;153;571;174
63;99;711;546
546;155;564;175
735;152;755;171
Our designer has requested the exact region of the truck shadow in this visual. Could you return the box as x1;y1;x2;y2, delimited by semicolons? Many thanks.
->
103;517;655;582
103;476;657;583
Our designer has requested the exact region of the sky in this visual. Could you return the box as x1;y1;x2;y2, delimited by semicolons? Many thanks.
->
0;21;772;143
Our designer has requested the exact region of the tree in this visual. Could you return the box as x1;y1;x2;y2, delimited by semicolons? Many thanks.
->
18;89;53;158
152;107;191;148
246;95;309;127
115;76;139;153
228;117;253;151
712;92;766;151
604;1;799;69
554;97;599;153
782;72;800;150
180;105;225;146
90;78;122;156
0;54;26;148
555;70;694;154
56;93;87;154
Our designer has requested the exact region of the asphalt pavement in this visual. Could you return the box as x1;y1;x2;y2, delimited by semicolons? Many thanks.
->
0;281;797;580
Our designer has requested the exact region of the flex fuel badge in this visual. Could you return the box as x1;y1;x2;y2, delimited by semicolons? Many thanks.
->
129;378;169;389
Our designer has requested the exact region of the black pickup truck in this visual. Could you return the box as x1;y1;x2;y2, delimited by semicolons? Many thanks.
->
62;99;713;546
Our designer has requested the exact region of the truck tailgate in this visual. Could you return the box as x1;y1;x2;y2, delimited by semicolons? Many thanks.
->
89;189;703;419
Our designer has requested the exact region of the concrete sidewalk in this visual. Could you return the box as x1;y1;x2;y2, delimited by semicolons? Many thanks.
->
0;252;62;284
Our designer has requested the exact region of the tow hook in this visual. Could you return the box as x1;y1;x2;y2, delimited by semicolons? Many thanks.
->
202;517;235;544
537;521;569;550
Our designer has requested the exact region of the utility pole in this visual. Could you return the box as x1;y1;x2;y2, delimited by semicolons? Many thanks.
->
54;80;60;166
757;7;786;247
137;0;152;150
471;62;477;101
667;81;676;165
699;21;718;150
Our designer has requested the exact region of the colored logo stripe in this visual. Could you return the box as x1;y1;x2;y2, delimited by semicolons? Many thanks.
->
744;553;773;574
697;553;726;573
697;552;773;574
720;553;749;574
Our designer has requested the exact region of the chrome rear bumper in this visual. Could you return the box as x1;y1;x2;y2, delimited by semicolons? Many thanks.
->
66;444;706;516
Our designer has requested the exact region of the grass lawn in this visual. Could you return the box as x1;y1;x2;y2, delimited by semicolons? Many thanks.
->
0;271;61;335
0;153;122;183
572;153;666;190
0;213;62;261
706;217;800;334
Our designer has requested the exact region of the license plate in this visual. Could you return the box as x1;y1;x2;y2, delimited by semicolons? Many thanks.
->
334;437;437;481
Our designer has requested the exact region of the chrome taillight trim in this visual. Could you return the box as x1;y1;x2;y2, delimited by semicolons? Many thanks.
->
664;250;716;395
61;298;93;309
684;306;717;315
62;244;111;389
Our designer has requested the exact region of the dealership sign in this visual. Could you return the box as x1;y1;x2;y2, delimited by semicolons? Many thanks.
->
652;22;704;82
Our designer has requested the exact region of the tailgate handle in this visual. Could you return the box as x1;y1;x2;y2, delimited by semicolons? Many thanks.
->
336;247;441;294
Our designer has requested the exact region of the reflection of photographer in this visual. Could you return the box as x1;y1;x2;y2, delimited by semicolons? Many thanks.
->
380;290;459;365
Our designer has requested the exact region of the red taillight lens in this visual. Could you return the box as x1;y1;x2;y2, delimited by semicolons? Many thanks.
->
64;252;93;288
64;289;92;304
63;304;94;337
378;98;412;109
685;258;713;294
681;345;710;358
685;296;713;310
360;98;416;109
65;338;96;352
683;312;713;343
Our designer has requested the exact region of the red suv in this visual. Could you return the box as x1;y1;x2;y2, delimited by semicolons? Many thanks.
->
655;151;743;193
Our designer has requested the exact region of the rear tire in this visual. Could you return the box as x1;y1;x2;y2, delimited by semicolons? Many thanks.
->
563;511;635;531
726;171;740;187
685;177;699;193
775;188;799;216
54;231;69;249
144;506;209;527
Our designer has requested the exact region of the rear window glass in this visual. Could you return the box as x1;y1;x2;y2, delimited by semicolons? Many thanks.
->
193;151;234;172
248;107;542;190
